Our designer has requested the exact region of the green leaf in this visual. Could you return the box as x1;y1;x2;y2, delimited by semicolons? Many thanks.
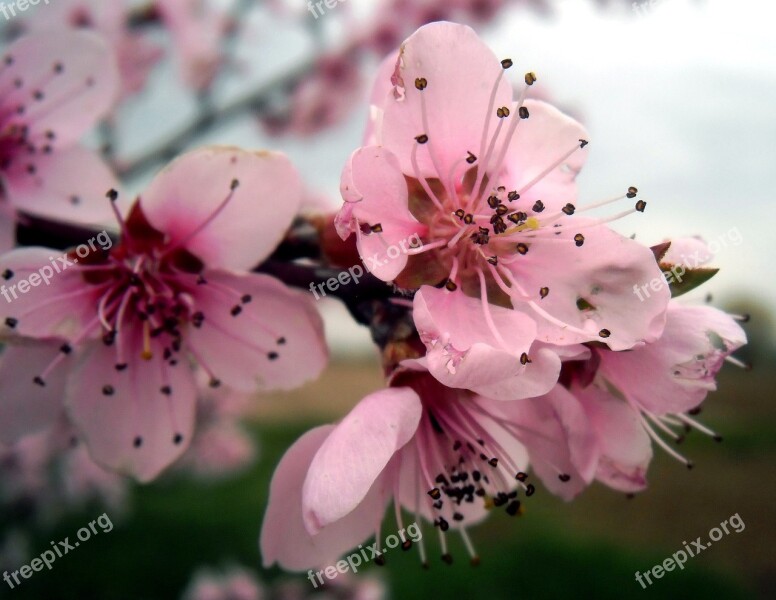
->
660;263;719;297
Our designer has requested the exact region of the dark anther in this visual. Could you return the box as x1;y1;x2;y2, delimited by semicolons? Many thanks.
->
402;540;412;550
230;305;242;317
466;151;477;164
488;457;499;467
506;500;522;516
230;178;240;190
115;363;128;372
518;106;529;119
106;189;119;202
574;233;585;247
524;71;537;85
463;213;474;224
277;337;287;345
515;471;528;482
441;553;453;565
267;352;279;361
579;139;589;148
414;77;428;90
33;376;46;387
209;378;221;388
539;287;549;299
501;58;513;69
133;436;143;448
526;483;536;496
635;200;647;212
102;385;115;396
241;294;252;304
508;190;519;201
562;203;576;216
520;353;531;365
428;487;441;500
516;243;529;255
532;200;545;212
2;269;13;280
487;195;500;209
5;317;18;328
496;106;510;118
415;134;429;144
627;186;638;198
160;385;172;395
173;433;184;445
599;328;611;339
370;223;383;233
558;473;571;482
60;344;72;355
445;279;458;291
454;208;465;219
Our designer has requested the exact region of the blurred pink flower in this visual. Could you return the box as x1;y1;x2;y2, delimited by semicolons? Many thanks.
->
261;55;362;138
24;0;163;97
0;32;121;229
0;147;328;482
175;374;259;480
0;417;128;523
261;365;600;569
182;566;264;600
156;0;230;92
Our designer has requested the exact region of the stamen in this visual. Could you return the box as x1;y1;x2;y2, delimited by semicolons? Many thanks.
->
160;179;240;259
411;141;446;212
517;140;588;196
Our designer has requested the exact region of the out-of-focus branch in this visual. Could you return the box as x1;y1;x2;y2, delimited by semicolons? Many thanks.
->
114;59;316;180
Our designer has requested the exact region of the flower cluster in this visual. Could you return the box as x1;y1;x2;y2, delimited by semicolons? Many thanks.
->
260;22;747;570
0;10;748;586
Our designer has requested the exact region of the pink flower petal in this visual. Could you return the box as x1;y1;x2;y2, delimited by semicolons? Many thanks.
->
261;425;388;571
502;99;589;212
413;286;559;399
0;341;70;444
507;222;670;350
599;303;746;415
0;247;104;341
1;31;119;147
338;146;425;281
575;383;652;493
487;385;599;501
302;388;422;534
186;270;327;392
380;22;513;180
140;147;303;271
3;146;123;225
65;331;197;482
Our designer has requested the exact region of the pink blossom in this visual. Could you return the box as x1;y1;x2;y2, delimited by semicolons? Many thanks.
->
0;147;328;482
260;55;362;138
23;0;163;97
0;415;128;522
182;566;264;600
261;366;599;569
560;299;746;477
0;32;121;228
338;22;670;362
156;0;230;92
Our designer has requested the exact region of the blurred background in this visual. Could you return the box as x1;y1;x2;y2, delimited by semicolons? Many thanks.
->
1;0;774;598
